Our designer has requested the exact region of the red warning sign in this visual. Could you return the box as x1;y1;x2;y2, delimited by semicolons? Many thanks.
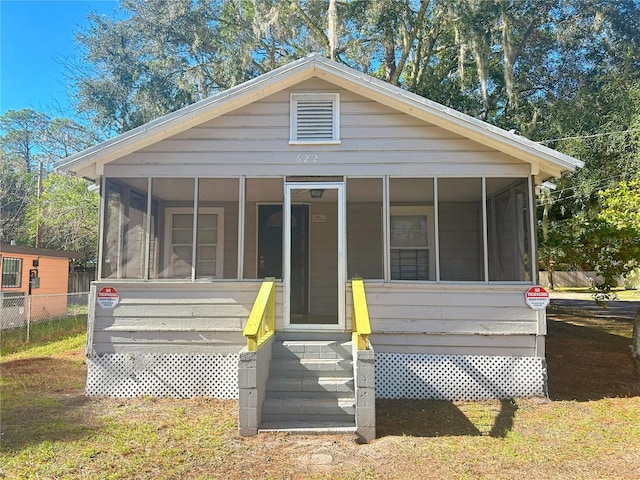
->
525;286;550;310
97;286;120;309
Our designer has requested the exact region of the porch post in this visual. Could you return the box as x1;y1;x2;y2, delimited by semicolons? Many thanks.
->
237;176;245;280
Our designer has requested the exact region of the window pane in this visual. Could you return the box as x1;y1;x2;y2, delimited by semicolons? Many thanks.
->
102;180;123;279
198;214;217;230
102;178;148;279
389;178;435;281
1;258;22;288
347;178;383;279
153;178;195;279
487;178;531;281
172;246;192;277
196;261;216;277
173;214;193;229
172;229;193;245
438;178;484;281
390;249;428;281
390;216;428;247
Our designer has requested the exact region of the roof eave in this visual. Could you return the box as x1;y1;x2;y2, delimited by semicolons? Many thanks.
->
310;56;583;176
56;54;583;180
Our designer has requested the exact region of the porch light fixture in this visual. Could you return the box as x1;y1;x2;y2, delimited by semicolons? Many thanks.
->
309;189;324;199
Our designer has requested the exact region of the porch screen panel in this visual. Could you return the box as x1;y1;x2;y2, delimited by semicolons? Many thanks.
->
347;178;383;279
244;178;283;279
486;178;532;281
101;178;148;279
198;178;238;279
389;178;435;281
438;178;484;281
151;178;196;279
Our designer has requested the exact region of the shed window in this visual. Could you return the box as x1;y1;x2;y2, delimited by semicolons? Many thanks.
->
290;93;340;144
2;257;22;288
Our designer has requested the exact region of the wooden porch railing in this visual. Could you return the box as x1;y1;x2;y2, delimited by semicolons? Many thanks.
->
351;278;371;350
243;278;276;352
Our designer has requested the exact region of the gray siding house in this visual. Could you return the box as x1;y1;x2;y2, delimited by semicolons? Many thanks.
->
57;54;581;441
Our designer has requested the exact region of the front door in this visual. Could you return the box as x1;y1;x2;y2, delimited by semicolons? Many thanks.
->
257;204;308;314
284;183;345;330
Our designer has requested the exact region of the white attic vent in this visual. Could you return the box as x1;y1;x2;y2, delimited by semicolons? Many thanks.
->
290;93;340;144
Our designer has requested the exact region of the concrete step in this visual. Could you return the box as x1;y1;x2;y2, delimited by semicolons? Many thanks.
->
266;376;354;395
258;421;356;434
269;357;353;377
261;396;356;417
261;334;356;432
272;340;352;360
276;332;351;342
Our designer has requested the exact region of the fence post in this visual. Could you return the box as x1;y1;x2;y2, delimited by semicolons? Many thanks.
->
26;294;32;342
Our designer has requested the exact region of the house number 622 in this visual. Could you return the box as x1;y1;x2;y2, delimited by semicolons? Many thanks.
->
296;154;318;163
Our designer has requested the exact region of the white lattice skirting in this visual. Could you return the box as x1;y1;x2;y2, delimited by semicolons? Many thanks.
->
375;353;547;400
86;353;239;399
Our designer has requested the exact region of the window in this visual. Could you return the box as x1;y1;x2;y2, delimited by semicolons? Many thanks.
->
390;207;434;281
438;178;485;281
164;207;224;279
2;257;22;288
102;178;151;279
487;178;531;281
290;93;340;144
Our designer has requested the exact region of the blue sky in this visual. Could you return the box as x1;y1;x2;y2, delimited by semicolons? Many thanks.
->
1;0;118;117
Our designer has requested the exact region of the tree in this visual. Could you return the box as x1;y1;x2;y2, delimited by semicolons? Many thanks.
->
0;161;36;245
65;0;640;281
0;109;49;172
26;173;99;259
0;109;101;254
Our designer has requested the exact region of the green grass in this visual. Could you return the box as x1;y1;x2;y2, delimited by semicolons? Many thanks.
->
2;332;86;360
1;314;639;479
1;313;87;356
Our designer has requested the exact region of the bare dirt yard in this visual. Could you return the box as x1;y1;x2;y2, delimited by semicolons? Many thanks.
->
1;294;639;479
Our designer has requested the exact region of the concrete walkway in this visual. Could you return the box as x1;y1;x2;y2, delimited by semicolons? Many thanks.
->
549;291;640;320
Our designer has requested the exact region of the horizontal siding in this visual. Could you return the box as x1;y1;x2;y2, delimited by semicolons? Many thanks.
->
309;201;338;316
347;282;542;357
106;78;530;178
90;281;282;355
369;334;536;356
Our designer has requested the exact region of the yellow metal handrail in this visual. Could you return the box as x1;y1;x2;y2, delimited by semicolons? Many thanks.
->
351;278;371;350
243;278;276;352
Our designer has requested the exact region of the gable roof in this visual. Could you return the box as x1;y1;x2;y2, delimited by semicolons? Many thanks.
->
55;53;582;182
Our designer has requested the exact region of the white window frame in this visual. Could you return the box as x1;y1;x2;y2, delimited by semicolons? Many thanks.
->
164;207;224;279
289;93;341;144
389;206;436;281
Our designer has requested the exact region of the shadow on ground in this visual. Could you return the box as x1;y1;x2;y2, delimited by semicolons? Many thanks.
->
376;398;517;438
377;303;639;437
0;356;94;452
546;315;640;401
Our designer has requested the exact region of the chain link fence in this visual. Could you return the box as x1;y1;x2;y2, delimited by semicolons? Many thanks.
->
0;292;88;351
